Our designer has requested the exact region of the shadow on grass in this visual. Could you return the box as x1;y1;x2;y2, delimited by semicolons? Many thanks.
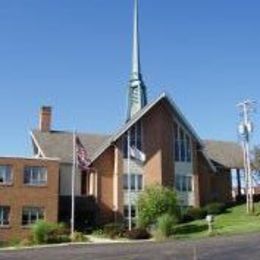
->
174;224;208;235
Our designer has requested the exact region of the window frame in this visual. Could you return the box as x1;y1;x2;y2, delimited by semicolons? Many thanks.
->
0;206;10;227
123;173;143;192
174;122;193;163
0;165;13;185
175;174;193;192
23;166;48;186
22;206;44;226
123;121;143;158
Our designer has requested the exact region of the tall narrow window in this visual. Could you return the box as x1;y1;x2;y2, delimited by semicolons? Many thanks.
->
136;121;142;150
180;129;185;161
0;165;12;185
123;121;143;158
186;135;192;162
0;206;10;226
174;123;180;162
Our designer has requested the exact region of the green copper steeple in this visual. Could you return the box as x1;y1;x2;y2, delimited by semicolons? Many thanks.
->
127;0;147;121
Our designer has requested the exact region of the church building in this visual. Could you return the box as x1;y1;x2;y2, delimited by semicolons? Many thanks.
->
0;0;241;241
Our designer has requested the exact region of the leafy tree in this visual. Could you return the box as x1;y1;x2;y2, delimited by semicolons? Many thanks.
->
137;185;179;228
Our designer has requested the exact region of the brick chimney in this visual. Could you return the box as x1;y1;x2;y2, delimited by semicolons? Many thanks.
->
39;106;52;132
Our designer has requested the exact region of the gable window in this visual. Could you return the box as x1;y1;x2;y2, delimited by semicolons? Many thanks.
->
0;206;10;226
123;121;142;158
185;135;192;162
174;123;192;162
180;129;185;161
22;207;44;226
174;123;180;162
0;165;12;185
175;175;193;192
24;166;47;186
123;173;143;192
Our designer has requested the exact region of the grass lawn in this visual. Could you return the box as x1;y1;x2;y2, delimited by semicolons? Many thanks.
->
174;203;260;240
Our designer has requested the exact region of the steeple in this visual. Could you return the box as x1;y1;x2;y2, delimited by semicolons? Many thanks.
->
127;0;147;121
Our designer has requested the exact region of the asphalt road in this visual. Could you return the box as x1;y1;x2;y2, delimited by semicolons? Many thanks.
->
1;233;260;260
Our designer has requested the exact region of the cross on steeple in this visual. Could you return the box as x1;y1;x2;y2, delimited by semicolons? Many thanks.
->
127;0;147;121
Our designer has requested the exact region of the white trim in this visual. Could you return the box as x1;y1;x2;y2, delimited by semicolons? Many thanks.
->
30;131;46;158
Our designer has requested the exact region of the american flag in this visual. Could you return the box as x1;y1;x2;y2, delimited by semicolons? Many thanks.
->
76;136;91;171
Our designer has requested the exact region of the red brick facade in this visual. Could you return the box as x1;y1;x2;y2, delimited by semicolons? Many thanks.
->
0;157;59;241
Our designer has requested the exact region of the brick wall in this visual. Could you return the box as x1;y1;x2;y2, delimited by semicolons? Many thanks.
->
0;157;59;241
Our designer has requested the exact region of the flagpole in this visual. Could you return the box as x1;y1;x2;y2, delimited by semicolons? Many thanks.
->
71;130;76;239
127;130;132;230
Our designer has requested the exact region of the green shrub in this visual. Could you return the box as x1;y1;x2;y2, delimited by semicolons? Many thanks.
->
156;213;178;238
103;223;124;239
71;232;89;242
184;207;207;221
204;203;226;215
137;185;178;228
32;221;70;244
9;237;21;247
19;239;34;247
124;228;151;240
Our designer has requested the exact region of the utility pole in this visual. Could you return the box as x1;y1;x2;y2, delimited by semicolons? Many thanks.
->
237;100;256;214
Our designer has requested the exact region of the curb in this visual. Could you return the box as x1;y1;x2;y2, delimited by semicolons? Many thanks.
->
0;239;154;252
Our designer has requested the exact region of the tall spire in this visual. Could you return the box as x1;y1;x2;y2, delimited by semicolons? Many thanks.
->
127;0;147;121
132;0;141;80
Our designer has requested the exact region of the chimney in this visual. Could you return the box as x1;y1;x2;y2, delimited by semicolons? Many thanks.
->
39;106;52;132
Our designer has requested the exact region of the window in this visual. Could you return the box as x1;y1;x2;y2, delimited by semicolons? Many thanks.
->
174;123;192;163
0;165;12;184
123;121;142;158
22;207;44;226
180;129;185;161
24;166;47;185
124;205;136;218
123;174;143;191
174;123;180;162
175;175;193;192
0;206;10;226
185;135;192;162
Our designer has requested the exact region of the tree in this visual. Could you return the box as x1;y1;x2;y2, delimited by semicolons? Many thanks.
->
137;185;179;228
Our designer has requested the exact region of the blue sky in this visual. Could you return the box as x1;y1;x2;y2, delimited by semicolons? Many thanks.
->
0;0;259;156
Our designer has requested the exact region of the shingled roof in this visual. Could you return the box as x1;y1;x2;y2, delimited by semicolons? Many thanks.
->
31;130;111;163
203;140;244;169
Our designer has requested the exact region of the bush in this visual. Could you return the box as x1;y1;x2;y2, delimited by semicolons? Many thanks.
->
19;239;34;247
137;185;179;228
9;237;21;247
204;203;226;215
183;207;207;221
103;223;124;239
71;232;89;242
124;228;151;240
32;221;70;244
156;214;178;238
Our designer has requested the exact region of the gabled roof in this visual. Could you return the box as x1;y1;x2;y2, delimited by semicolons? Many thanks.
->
204;140;244;169
31;130;110;164
89;93;208;163
31;93;218;172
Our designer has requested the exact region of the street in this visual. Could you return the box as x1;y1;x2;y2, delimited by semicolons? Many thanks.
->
1;233;260;260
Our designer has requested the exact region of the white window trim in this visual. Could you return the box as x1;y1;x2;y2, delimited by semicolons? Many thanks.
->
175;174;193;193
24;166;48;186
0;165;13;185
22;207;44;226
